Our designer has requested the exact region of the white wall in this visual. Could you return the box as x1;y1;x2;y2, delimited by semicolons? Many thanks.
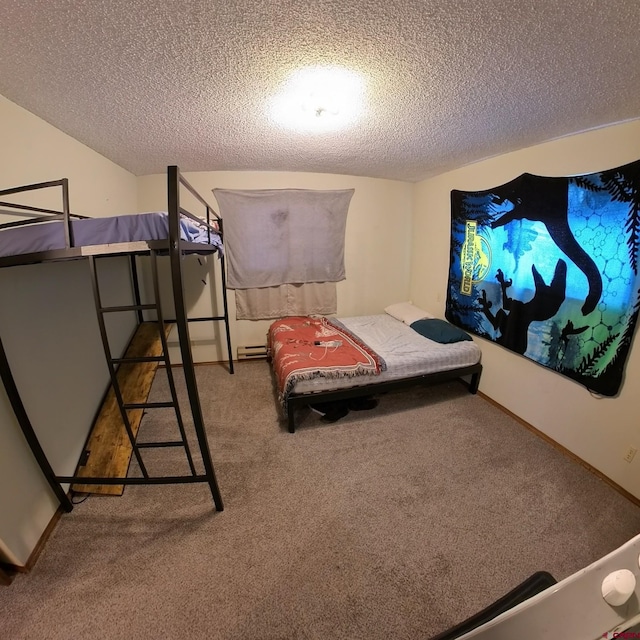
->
411;119;640;499
0;95;138;566
137;171;413;363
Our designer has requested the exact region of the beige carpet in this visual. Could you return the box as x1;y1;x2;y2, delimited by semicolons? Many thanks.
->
1;360;639;639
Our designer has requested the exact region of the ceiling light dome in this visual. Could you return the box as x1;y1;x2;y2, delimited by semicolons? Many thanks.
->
269;65;365;133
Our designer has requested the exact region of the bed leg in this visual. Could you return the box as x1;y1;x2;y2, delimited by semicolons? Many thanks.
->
287;404;296;433
469;371;480;394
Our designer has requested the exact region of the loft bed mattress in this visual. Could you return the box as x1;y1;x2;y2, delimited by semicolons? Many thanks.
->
291;313;482;394
0;211;222;259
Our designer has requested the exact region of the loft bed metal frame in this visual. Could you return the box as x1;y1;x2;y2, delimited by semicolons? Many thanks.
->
0;166;231;512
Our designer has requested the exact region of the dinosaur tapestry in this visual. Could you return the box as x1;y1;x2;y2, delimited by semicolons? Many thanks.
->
446;159;640;396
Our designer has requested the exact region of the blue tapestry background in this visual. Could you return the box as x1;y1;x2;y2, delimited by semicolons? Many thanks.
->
446;159;640;396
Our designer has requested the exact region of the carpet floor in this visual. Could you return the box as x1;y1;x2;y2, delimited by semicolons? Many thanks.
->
1;360;639;639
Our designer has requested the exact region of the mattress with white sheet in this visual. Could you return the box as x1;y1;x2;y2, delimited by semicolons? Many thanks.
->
291;313;482;394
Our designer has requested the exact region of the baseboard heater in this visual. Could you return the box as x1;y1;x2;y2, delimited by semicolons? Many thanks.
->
237;345;268;360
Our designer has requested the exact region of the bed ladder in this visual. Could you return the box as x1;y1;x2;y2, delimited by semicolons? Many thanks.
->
71;252;223;510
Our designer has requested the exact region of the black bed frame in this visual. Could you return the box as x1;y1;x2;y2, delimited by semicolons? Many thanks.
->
0;166;232;512
285;362;483;433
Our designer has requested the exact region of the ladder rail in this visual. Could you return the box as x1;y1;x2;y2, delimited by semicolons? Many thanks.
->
87;255;150;478
168;166;224;510
149;250;197;476
217;218;235;375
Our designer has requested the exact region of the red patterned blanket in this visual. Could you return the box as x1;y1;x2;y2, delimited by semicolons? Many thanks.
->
267;316;384;409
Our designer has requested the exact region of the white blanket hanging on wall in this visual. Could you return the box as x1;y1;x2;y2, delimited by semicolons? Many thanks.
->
213;188;354;289
213;187;354;320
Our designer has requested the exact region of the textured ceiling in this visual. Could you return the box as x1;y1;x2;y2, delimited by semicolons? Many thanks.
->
1;0;639;182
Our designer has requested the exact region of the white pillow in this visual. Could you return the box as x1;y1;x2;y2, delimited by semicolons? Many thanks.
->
384;302;434;325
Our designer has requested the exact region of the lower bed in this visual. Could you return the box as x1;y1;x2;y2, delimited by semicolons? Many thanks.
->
268;313;483;432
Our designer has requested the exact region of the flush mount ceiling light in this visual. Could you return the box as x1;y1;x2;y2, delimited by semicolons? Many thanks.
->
269;65;366;133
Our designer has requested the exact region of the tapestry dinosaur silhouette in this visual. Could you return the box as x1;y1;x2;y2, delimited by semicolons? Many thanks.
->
559;319;589;346
477;261;567;354
489;174;602;315
445;158;640;396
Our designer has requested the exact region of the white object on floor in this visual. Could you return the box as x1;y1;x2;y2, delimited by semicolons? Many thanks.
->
456;534;640;640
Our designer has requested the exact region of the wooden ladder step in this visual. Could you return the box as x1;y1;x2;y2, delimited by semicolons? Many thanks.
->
73;322;173;496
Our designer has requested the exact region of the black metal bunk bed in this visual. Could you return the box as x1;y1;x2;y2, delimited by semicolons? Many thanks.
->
0;166;232;513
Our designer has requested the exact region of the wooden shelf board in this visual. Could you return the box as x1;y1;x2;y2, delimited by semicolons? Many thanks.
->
73;322;173;495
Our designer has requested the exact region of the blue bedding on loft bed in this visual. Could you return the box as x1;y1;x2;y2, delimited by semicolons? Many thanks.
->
0;211;223;258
